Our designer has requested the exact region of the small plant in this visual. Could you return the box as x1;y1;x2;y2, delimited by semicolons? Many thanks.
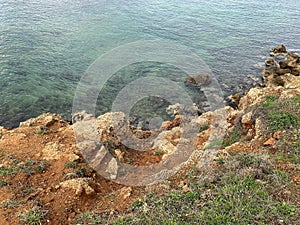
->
0;180;8;187
204;140;224;150
0;199;21;209
0;166;18;176
265;95;278;102
76;212;102;225
131;198;144;211
65;161;77;169
21;187;36;196
216;157;225;165
36;161;49;173
19;207;48;225
20;160;49;176
75;168;87;177
37;129;45;135
155;150;164;156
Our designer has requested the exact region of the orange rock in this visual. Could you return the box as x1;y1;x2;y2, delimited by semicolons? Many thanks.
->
273;130;281;140
263;138;276;146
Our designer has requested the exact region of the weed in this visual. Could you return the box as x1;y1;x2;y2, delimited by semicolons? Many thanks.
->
37;129;45;135
65;161;77;169
0;166;18;176
21;187;36;196
261;95;278;108
223;127;242;146
204;140;223;150
20;159;50;176
0;199;21;209
275;129;300;164
75;212;102;225
216;157;225;165
0;180;8;187
155;150;164;156
36;161;49;173
19;207;48;225
75;168;87;177
268;110;299;132
265;95;278;102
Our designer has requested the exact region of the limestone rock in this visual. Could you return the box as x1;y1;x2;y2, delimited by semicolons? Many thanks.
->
263;138;276;146
96;112;128;146
241;111;253;129
270;44;287;55
105;158;118;180
59;178;95;196
42;142;79;161
115;149;125;162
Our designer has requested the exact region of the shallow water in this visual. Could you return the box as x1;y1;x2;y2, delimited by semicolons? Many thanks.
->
0;0;299;127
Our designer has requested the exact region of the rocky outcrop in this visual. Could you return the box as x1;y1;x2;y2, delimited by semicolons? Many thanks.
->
262;45;300;87
269;44;287;56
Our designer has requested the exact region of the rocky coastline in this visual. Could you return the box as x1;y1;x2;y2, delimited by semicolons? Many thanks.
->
0;46;299;224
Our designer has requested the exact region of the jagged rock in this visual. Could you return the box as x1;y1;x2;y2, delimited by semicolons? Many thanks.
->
263;138;276;146
114;149;125;162
265;58;275;67
291;65;300;76
270;44;287;56
254;118;264;138
19;113;63;127
241;112;253;129
72;111;94;123
274;67;291;75
153;127;182;159
118;187;132;201
105;157;118;180
58;178;95;196
286;52;299;63
0;126;7;137
228;93;242;109
279;61;288;69
96;112;128;146
42;142;79;161
166;103;201;117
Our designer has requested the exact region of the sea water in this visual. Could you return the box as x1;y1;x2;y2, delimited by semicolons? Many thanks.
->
0;0;299;127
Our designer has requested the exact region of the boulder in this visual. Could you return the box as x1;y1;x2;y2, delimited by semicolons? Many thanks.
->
279;61;288;69
274;67;291;75
58;178;95;196
265;58;275;67
270;44;287;55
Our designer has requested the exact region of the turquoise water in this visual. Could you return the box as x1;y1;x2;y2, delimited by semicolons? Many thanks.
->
0;0;300;127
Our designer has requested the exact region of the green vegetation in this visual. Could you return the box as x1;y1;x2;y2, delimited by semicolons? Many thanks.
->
268;110;299;132
223;127;243;146
0;199;22;209
37;129;45;135
0;180;8;187
258;95;300;132
0;166;18;176
19;207;48;225
154;150;164;156
75;168;87;177
19;159;49;176
204;140;224;150
65;161;77;169
275;129;300;164
74;153;299;224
